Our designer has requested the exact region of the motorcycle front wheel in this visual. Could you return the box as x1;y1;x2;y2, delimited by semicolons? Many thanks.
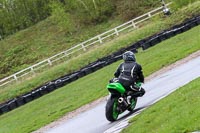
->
127;98;137;112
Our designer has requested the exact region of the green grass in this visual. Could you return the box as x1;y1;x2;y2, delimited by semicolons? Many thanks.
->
0;16;122;79
1;1;200;104
122;77;200;133
0;22;200;133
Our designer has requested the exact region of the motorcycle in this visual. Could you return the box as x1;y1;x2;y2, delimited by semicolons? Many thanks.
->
105;79;142;122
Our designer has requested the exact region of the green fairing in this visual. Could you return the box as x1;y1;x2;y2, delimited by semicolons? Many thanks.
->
107;83;126;94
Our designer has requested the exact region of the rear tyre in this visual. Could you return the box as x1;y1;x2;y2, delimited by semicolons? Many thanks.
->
127;98;137;112
105;97;119;122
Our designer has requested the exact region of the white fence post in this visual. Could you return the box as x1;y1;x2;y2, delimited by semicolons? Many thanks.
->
30;67;35;74
148;12;152;18
14;74;18;81
115;28;119;36
98;36;103;44
131;21;137;28
64;52;68;56
81;43;86;51
48;59;52;66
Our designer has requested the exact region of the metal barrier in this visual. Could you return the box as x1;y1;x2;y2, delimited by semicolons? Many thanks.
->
0;3;172;87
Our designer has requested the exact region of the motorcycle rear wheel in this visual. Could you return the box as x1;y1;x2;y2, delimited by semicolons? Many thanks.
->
105;97;119;122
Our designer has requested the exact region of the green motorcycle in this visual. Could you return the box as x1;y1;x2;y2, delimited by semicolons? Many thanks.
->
105;80;142;122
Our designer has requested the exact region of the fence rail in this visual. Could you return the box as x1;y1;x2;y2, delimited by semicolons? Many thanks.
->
0;3;172;87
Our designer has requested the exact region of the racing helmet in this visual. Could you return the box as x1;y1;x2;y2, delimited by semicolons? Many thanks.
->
122;51;136;62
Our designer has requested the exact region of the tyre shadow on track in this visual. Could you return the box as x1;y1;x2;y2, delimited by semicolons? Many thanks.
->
116;106;148;121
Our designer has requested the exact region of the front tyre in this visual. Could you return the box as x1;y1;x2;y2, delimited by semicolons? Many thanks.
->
105;97;119;122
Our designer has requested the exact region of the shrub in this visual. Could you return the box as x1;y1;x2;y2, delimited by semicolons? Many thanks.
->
114;0;160;21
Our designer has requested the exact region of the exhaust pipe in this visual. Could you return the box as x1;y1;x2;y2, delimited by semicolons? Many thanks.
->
118;97;129;107
118;97;124;103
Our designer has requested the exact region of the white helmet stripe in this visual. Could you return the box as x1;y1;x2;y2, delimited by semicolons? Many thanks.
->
131;65;136;78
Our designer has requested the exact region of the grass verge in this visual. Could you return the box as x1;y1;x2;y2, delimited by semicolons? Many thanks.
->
0;16;122;79
1;1;200;104
0;22;200;133
121;77;200;133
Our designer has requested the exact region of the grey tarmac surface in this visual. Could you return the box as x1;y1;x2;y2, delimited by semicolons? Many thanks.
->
45;55;200;133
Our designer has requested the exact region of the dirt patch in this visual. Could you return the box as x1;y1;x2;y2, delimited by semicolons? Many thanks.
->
34;50;200;133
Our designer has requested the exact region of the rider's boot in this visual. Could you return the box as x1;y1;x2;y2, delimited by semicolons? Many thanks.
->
126;96;132;105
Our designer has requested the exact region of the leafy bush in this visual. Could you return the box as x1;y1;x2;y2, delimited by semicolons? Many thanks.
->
114;0;160;21
0;0;51;39
49;1;75;33
0;0;162;39
64;0;115;24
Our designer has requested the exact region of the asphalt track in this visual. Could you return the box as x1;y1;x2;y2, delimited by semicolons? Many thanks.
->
46;55;200;133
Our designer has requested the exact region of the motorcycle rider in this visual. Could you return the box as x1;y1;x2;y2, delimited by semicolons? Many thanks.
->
114;51;145;104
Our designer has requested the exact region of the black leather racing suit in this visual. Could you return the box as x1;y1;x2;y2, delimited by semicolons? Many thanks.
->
114;61;145;97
